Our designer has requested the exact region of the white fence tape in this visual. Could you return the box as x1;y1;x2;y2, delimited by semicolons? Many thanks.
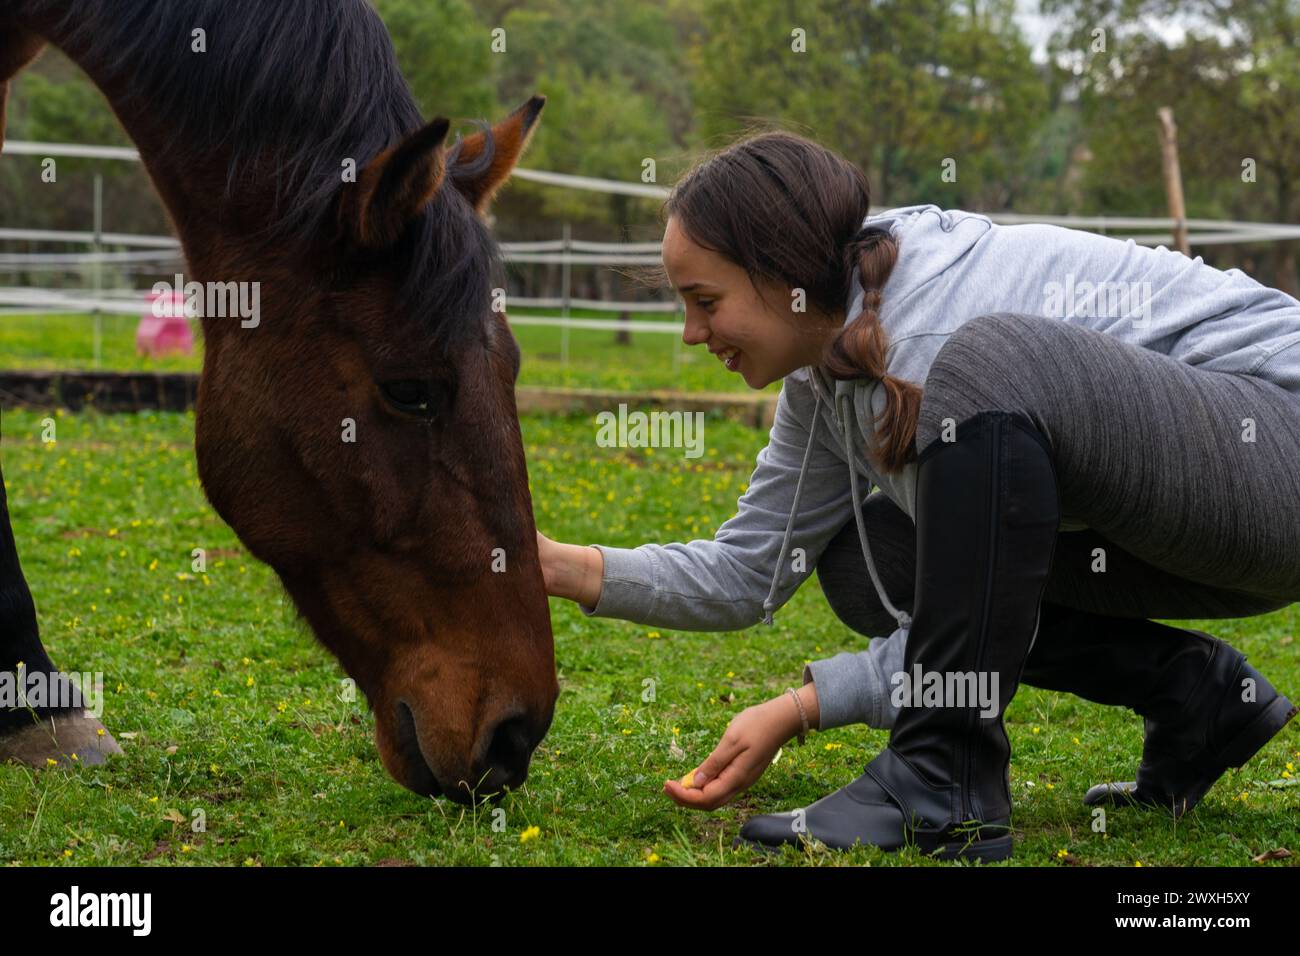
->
0;287;686;330
4;140;1299;330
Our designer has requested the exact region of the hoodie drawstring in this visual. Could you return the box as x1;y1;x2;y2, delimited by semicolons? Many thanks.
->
761;388;821;625
761;379;912;634
837;389;912;633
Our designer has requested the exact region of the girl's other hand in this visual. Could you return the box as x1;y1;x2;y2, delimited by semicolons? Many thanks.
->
663;696;798;811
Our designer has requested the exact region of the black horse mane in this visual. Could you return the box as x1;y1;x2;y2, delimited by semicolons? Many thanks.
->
25;0;500;340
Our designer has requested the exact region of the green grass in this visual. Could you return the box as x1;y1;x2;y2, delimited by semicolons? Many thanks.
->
0;312;197;373
0;310;777;394
0;406;1296;867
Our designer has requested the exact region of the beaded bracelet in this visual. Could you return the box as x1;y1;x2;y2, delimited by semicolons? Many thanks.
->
786;687;809;745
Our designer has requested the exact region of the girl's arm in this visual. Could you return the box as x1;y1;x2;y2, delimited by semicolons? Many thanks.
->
537;533;603;606
544;369;860;632
662;627;910;810
802;624;908;730
536;524;911;732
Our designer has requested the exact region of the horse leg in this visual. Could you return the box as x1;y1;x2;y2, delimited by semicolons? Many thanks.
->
0;20;122;768
0;452;123;768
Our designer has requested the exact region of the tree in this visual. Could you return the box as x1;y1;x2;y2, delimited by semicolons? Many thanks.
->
1042;0;1300;290
372;0;500;120
687;0;1049;209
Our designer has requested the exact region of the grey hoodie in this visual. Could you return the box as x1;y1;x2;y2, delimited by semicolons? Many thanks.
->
580;204;1300;731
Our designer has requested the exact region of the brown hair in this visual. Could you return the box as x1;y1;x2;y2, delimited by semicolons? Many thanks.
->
656;128;923;474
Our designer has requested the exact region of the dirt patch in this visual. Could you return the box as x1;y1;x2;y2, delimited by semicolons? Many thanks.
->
142;839;172;861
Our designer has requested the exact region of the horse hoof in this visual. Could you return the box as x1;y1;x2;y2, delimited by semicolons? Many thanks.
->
0;711;124;768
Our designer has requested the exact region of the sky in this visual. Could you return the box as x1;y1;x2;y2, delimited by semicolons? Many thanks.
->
1013;0;1226;63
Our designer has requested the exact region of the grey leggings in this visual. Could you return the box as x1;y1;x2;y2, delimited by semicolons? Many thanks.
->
818;312;1300;635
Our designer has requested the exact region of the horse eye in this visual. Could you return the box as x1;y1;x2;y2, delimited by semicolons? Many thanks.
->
379;379;436;416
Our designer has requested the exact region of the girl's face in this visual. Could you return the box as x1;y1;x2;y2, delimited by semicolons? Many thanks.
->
662;215;837;389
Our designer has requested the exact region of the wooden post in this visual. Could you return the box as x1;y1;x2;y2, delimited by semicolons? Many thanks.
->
1156;107;1190;255
560;221;571;369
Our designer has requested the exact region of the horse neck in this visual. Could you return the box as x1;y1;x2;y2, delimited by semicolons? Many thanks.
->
16;3;287;323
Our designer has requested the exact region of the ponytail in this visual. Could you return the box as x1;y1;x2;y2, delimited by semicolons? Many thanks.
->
823;228;923;475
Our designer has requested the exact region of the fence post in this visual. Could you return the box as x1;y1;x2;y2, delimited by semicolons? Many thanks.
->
560;221;571;371
1157;106;1190;255
92;172;103;368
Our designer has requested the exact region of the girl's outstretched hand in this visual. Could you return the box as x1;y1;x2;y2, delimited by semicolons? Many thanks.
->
535;530;603;606
663;697;796;811
535;530;563;595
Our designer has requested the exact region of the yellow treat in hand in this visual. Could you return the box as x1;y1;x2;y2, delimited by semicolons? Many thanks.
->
679;769;697;789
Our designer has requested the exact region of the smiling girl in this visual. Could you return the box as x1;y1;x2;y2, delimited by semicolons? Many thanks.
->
536;130;1299;860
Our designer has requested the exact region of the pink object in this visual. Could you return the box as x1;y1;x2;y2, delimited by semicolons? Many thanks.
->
136;291;194;357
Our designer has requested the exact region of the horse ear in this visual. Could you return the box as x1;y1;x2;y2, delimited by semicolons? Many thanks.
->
451;95;545;214
340;117;452;248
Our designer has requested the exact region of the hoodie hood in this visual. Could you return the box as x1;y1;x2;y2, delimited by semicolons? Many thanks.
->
762;207;974;633
757;209;932;633
844;204;989;331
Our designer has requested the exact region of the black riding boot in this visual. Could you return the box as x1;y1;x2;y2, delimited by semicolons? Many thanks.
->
736;410;1060;861
1021;604;1296;817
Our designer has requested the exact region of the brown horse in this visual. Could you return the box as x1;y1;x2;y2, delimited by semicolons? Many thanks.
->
0;0;557;804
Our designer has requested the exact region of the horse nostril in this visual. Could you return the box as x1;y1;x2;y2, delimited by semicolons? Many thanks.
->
484;713;533;786
393;700;441;797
